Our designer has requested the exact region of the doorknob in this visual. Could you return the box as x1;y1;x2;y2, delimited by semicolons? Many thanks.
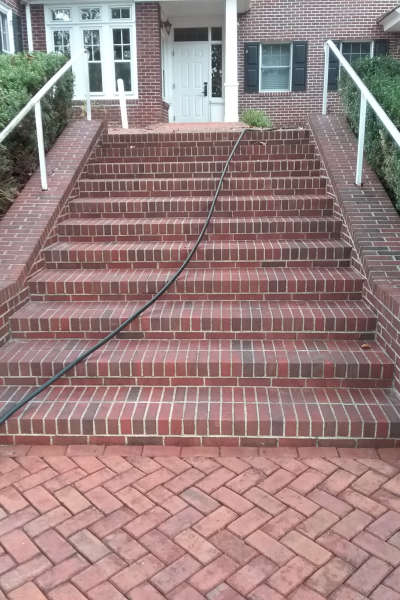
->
203;82;208;97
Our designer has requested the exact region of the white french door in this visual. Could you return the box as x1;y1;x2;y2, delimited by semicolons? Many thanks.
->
173;42;209;123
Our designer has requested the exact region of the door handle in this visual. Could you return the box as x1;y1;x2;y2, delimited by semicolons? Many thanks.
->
203;82;208;97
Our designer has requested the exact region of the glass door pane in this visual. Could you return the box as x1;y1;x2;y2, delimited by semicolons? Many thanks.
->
113;28;131;91
83;29;103;92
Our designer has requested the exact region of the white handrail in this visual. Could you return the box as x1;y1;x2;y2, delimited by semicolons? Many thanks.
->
0;48;91;191
117;78;128;129
323;40;400;186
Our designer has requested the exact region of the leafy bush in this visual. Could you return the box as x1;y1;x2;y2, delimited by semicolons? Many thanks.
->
338;55;400;210
0;52;74;216
241;109;273;128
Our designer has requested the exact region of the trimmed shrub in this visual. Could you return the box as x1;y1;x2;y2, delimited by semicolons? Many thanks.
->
241;109;273;128
338;55;400;210
0;52;74;216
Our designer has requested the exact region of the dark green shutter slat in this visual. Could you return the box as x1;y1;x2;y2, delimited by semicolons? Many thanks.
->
328;40;340;91
245;43;259;93
374;39;389;56
12;13;23;53
292;41;308;92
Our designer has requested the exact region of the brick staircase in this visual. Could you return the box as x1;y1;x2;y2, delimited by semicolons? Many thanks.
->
0;127;398;445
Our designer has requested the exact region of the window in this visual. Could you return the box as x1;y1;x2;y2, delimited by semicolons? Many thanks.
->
212;44;222;98
51;8;70;21
328;40;386;91
113;27;131;91
0;10;9;53
341;41;372;64
80;7;101;20
174;28;208;42
83;29;103;92
111;7;130;19
261;44;291;91
53;29;71;57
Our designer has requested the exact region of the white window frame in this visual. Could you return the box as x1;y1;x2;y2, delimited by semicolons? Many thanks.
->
45;2;138;100
0;0;15;54
339;40;374;64
259;42;293;93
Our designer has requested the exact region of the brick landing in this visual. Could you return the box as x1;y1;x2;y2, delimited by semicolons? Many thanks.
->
1;445;400;598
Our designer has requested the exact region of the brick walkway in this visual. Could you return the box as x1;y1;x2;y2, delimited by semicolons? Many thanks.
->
1;447;400;598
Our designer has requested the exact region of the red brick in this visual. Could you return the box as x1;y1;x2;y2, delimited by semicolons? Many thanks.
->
0;555;52;593
133;468;174;494
210;529;258;565
54;486;90;515
289;470;327;495
163;468;204;495
154;457;190;475
183;457;220;474
0;529;39;563
66;446;104;457
105;468;145;494
8;583;47;600
151;554;201;594
180;487;221;514
268;556;316;595
358;459;399;479
346;557;393;595
44;469;86;494
166;582;205;599
339;488;388;518
115;486;155;514
15;468;57;493
35;555;89;593
227;555;278;596
70;529;110;563
226;469;265;494
111;554;164;594
330;585;368;600
103;447;142;458
72;553;126;593
175;529;220;565
56;508;103;538
35;530;75;564
211;486;254;515
160;494;188;515
353;531;400;567
296;508;339;539
157;506;202;538
370;586;400;600
23;485;60;513
125;506;170;538
328;458;369;476
85;486;123;514
262;507;305;539
24;507;71;538
189;555;239;595
244;487;286;516
127;582;165;599
298;448;339;459
204;582;244;599
43;457;75;474
281;530;332;566
193;506;237;539
318;469;357;496
72;457;103;474
257;469;295;495
307;488;353;518
306;557;354;596
99;456;132;474
0;506;38;537
0;554;16;576
17;457;47;475
0;487;28;514
288;586;326;599
352;471;388;496
227;507;271;538
338;449;379;459
90;507;136;539
330;509;374;541
139;529;185;565
248;584;284;600
301;458;338;476
275;488;319;517
127;457;161;474
195;468;235;495
86;581;125;599
372;489;400;513
216;458;249;475
316;531;369;567
246;530;295;566
143;446;181;457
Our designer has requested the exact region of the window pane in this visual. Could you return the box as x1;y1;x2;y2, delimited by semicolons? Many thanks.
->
262;44;290;67
212;44;222;98
121;8;130;18
111;8;120;18
80;8;101;20
115;62;131;91
0;12;9;52
51;9;70;21
342;41;371;64
89;63;102;92
211;27;222;41
53;30;70;57
174;28;208;42
111;7;130;19
261;67;290;91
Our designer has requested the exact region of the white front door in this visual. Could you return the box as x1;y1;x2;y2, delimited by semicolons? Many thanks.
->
174;43;209;122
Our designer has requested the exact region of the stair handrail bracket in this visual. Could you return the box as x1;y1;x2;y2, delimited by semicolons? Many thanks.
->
322;39;400;187
0;48;91;192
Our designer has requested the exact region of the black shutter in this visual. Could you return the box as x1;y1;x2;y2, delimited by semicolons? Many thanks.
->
328;40;341;91
374;39;389;56
245;43;259;93
12;13;23;53
292;41;308;92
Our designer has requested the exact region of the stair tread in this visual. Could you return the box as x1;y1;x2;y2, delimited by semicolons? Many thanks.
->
61;216;340;225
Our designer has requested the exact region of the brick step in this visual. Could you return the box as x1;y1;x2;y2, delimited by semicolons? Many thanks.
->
68;194;334;219
78;176;327;198
1;385;398;441
28;267;364;302
57;216;342;243
0;338;393;388
10;300;377;340
43;239;351;269
83;158;321;179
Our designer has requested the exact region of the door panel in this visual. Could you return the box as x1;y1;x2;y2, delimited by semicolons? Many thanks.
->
174;42;209;123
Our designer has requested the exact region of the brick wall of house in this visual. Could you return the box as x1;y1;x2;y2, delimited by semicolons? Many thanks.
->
238;0;400;126
72;2;167;127
31;4;46;51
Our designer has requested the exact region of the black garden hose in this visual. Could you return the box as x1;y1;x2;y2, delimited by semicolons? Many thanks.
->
0;126;276;426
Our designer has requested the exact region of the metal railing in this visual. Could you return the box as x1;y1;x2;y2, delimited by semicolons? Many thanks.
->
323;39;400;186
117;78;129;129
0;48;91;191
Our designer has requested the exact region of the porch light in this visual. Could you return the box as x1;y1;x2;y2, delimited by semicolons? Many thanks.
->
161;19;172;35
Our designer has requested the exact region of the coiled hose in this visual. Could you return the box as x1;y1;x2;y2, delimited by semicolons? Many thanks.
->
0;126;272;426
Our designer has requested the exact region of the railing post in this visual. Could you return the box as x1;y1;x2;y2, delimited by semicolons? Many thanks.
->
34;101;48;191
323;42;329;115
356;93;367;186
84;49;91;121
117;78;129;129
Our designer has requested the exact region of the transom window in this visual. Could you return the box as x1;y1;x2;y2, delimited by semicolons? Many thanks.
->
174;27;208;42
51;8;71;21
0;10;9;53
261;44;291;92
111;7;130;19
80;7;101;20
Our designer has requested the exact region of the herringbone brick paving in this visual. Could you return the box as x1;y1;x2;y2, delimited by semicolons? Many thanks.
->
1;445;400;598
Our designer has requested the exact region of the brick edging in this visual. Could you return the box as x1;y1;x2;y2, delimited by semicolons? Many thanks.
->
0;120;104;347
309;114;400;391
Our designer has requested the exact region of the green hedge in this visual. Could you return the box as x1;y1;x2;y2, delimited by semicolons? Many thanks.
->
338;55;400;210
0;52;74;215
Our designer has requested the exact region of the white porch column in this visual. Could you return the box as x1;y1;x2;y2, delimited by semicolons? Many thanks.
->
224;0;239;122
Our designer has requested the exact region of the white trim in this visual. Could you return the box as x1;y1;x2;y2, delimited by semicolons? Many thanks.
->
259;42;292;93
26;3;34;51
45;1;138;100
0;0;15;54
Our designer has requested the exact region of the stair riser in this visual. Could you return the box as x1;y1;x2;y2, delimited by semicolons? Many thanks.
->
78;178;327;199
68;197;334;219
83;160;321;179
93;151;317;164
